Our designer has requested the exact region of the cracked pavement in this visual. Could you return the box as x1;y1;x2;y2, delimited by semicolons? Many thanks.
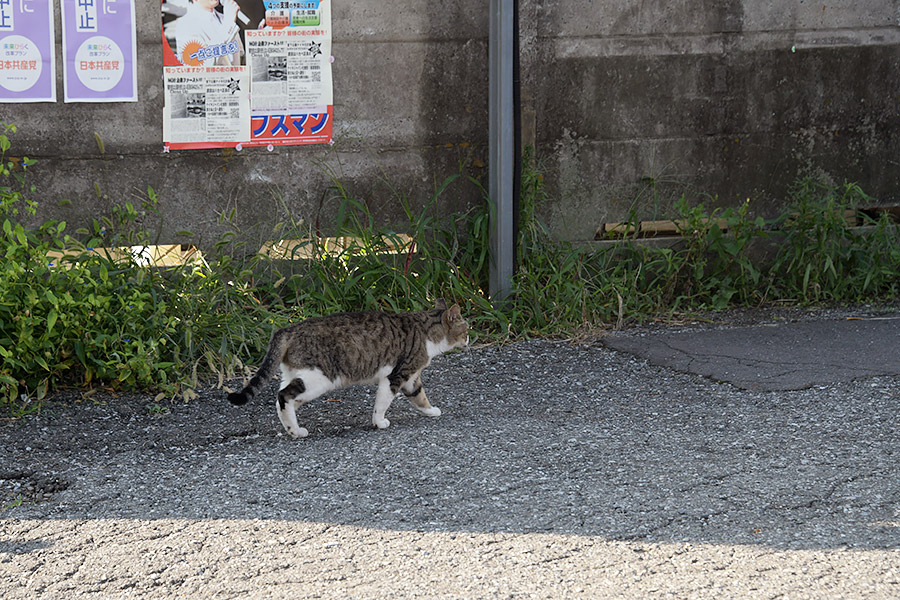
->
602;314;900;391
2;307;900;598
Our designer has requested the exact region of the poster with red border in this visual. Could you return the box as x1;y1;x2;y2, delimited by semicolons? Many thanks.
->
161;0;332;150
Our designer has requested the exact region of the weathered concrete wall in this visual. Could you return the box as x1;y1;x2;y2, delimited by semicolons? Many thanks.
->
525;0;900;239
7;2;490;250
4;1;900;246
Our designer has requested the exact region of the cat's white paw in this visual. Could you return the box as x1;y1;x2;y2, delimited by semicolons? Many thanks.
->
286;426;309;439
417;406;441;417
373;417;391;429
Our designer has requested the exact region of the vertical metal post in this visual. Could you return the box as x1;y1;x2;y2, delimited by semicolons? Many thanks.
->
489;0;515;303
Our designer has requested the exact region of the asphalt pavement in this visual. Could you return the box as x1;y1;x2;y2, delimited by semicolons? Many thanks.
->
1;307;899;598
603;314;900;392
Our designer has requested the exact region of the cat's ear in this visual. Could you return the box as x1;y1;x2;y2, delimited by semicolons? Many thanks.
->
443;305;459;328
445;303;462;322
435;298;448;310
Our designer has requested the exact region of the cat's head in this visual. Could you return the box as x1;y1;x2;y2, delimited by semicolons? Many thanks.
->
437;300;469;349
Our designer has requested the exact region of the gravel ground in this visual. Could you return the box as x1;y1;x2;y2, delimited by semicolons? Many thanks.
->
1;308;899;598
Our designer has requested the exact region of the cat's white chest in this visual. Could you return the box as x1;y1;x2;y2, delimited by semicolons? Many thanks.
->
426;338;451;358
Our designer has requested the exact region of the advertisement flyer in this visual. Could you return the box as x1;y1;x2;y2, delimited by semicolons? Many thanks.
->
61;0;138;103
246;25;332;146
0;0;56;103
163;65;250;143
162;0;332;150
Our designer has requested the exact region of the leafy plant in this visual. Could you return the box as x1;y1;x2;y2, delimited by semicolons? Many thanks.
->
669;196;769;309
2;123;900;417
770;177;900;302
0;124;283;413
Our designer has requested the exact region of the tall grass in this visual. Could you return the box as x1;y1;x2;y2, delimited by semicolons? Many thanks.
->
768;179;900;302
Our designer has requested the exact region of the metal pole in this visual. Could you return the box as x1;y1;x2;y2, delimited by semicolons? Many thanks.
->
488;0;516;303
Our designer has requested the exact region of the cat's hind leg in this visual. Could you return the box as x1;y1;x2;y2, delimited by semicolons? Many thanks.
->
277;378;309;439
403;376;441;417
276;368;336;439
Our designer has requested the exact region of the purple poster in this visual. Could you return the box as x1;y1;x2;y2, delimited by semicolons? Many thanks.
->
0;0;56;103
61;0;137;102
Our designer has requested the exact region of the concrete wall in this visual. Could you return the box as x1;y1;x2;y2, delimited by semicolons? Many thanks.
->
525;0;900;239
5;1;900;247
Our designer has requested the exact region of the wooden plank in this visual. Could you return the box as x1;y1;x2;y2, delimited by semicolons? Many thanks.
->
46;244;204;269
595;218;730;240
259;234;415;260
641;218;731;236
859;207;900;223
258;239;318;260
638;220;681;236
785;209;858;227
596;222;638;239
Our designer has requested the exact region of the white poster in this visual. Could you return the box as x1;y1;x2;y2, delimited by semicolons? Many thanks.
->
163;65;250;144
246;27;332;112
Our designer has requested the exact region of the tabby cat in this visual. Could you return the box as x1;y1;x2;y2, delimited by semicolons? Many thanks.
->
227;300;469;438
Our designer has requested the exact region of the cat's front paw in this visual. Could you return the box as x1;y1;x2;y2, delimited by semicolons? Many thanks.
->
373;416;391;429
284;426;309;439
416;406;441;417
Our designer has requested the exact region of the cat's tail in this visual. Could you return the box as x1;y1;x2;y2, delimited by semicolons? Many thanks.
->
227;328;289;406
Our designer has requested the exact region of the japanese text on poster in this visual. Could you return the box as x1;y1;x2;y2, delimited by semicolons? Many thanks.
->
163;65;250;143
0;0;56;103
162;0;332;150
61;0;138;102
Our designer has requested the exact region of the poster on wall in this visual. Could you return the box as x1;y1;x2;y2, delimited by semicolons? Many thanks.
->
0;0;56;103
61;0;138;103
163;65;250;144
161;0;332;150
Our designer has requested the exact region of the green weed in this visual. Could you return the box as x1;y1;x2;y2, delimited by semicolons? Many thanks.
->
769;178;900;302
2;124;899;416
1;494;24;511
